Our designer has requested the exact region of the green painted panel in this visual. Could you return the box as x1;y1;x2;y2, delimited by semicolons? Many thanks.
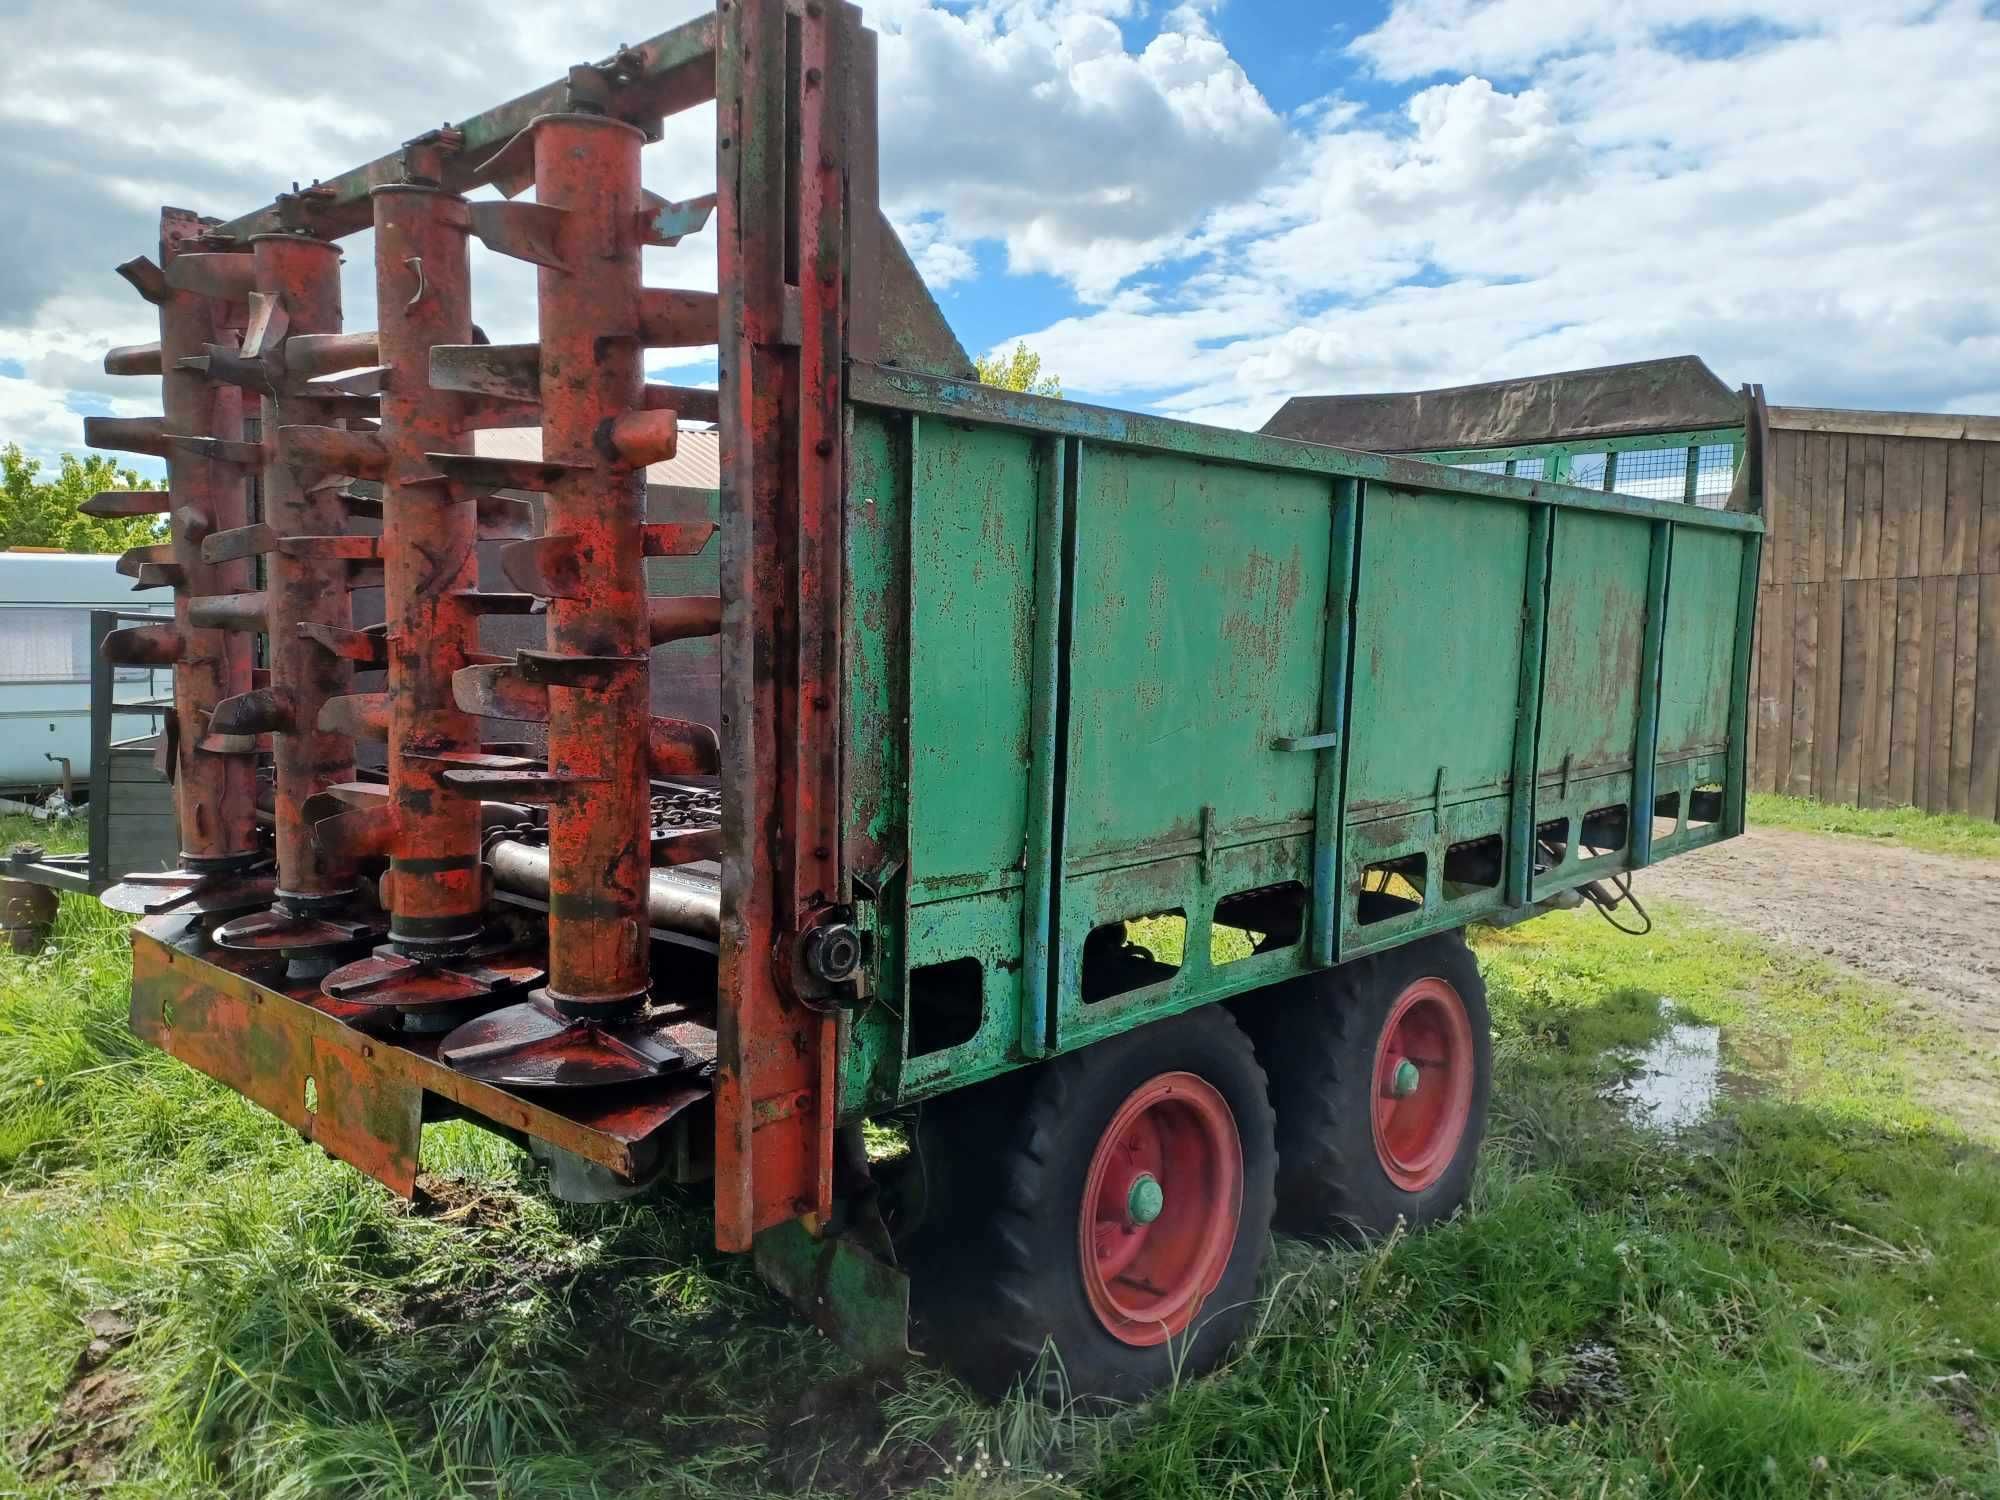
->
1658;526;1742;757
1064;449;1329;861
1346;487;1530;814
1054;836;1313;1052
900;888;1025;1098
1538;511;1651;778
907;422;1042;888
844;412;909;872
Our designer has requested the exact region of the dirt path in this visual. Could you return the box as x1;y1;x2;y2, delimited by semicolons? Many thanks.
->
1640;826;2000;1050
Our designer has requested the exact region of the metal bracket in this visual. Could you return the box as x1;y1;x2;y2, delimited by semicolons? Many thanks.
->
1271;730;1339;753
1199;804;1218;882
753;1217;912;1371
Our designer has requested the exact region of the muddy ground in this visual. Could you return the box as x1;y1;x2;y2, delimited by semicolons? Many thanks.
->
1641;825;2000;1129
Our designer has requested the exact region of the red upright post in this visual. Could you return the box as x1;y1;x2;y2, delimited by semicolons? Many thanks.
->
255;234;358;917
533;115;653;1016
371;185;485;954
93;211;262;875
161;225;262;872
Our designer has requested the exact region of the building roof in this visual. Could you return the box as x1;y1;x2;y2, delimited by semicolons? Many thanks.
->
473;424;720;489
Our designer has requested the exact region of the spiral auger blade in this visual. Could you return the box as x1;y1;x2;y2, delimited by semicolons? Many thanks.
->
86;213;270;902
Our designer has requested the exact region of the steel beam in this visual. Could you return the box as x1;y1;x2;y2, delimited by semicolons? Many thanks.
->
207;17;720;244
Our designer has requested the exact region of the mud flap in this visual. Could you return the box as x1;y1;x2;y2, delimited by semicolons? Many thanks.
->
753;1217;913;1371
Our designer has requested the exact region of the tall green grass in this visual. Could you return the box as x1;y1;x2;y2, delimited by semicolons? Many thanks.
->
1747;791;2000;859
2;895;1994;1497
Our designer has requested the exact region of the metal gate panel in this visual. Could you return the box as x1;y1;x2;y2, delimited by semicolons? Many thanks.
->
1345;487;1531;817
1537;510;1652;779
1061;447;1329;864
1658;525;1742;760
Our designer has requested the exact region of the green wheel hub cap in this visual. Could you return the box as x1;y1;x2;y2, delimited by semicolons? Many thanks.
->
1127;1173;1165;1225
1393;1059;1421;1098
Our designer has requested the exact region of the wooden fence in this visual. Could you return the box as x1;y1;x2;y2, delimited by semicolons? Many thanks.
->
1749;407;2000;820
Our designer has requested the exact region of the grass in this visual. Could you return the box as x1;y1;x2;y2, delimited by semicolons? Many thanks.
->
1;894;1995;1498
1747;791;2000;859
0;810;90;858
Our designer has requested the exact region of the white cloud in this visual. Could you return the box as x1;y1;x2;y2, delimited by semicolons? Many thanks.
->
872;0;1286;298
1349;0;1936;82
894;217;980;290
995;0;2000;426
3;0;1995;465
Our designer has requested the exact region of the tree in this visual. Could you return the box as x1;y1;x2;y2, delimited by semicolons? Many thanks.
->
975;341;1062;398
0;445;164;553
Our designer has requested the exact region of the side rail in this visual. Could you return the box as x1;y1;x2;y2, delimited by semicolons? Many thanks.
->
837;368;1765;1118
1413;426;1746;508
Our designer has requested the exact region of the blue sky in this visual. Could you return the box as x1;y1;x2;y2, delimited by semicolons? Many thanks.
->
3;0;1997;470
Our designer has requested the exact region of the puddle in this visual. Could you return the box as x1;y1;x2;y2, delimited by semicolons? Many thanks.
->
1606;1004;1758;1133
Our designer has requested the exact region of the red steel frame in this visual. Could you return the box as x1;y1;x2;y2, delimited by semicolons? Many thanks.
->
89;0;880;1257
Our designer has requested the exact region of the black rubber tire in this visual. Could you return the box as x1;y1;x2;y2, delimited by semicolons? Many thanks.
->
1240;930;1491;1242
909;1006;1277;1404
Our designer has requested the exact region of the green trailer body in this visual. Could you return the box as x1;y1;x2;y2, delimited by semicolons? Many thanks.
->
828;365;1763;1122
77;0;1769;1394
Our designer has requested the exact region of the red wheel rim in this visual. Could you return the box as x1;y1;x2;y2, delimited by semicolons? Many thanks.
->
1078;1072;1243;1347
1371;977;1475;1192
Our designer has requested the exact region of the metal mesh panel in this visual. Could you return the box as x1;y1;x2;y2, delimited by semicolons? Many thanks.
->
1568;443;1738;506
1453;456;1547;479
1690;444;1736;509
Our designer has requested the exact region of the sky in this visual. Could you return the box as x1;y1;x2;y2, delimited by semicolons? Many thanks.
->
2;0;1997;476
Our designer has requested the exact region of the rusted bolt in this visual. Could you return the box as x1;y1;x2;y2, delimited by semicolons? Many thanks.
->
805;67;822;87
815;438;834;456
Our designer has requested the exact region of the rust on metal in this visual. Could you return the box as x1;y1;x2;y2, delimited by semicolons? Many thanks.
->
249;233;362;916
93;2;904;1281
371;182;488;956
511;114;651;1017
92;209;263;872
129;922;706;1194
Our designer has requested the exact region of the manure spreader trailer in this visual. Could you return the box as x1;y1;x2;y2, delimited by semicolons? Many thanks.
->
75;0;1764;1400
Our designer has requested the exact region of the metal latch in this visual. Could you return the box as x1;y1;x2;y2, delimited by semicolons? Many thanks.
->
1271;731;1339;752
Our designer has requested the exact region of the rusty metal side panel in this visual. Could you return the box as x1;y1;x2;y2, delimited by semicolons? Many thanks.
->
1062;447;1329;862
1537;510;1653;783
1658;525;1744;762
1345;486;1531;818
906;420;1043;897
